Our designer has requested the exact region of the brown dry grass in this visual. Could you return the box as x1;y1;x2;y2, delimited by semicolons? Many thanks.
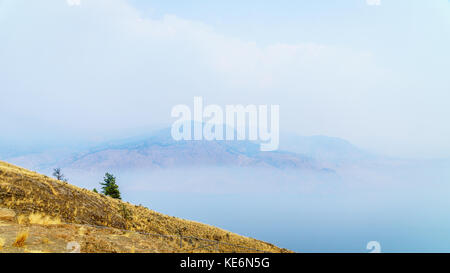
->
12;230;29;247
0;161;291;253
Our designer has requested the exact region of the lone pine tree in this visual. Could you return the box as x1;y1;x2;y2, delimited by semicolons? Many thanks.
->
100;173;121;199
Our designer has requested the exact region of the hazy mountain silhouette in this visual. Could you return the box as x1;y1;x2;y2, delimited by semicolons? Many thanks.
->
65;128;317;171
3;127;374;173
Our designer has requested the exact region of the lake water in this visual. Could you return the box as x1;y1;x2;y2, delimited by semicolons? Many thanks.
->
122;164;450;253
65;160;450;253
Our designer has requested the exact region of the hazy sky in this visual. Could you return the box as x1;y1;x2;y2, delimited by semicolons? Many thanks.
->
0;0;449;158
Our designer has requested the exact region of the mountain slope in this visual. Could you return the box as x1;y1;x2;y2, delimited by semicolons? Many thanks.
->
0;161;290;253
64;129;317;171
4;130;374;173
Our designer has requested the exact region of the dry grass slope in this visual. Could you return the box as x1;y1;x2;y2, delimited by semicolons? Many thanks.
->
0;161;291;253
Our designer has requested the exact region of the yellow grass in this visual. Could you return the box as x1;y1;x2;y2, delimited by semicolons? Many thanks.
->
28;213;62;225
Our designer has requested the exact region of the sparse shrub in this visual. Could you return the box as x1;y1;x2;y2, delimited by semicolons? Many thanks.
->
28;213;62;225
100;173;121;200
93;188;98;193
52;168;68;182
16;213;62;226
17;215;28;225
12;230;29;247
119;204;132;220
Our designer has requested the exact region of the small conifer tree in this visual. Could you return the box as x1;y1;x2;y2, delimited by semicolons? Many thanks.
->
100;173;121;199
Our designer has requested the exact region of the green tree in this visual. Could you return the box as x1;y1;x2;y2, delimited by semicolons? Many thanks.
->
100;173;121;199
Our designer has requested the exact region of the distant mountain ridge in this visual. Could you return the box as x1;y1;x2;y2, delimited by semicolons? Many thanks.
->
3;127;372;173
65;128;317;171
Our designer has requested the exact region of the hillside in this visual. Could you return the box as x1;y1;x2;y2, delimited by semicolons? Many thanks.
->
0;161;291;253
66;130;316;171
